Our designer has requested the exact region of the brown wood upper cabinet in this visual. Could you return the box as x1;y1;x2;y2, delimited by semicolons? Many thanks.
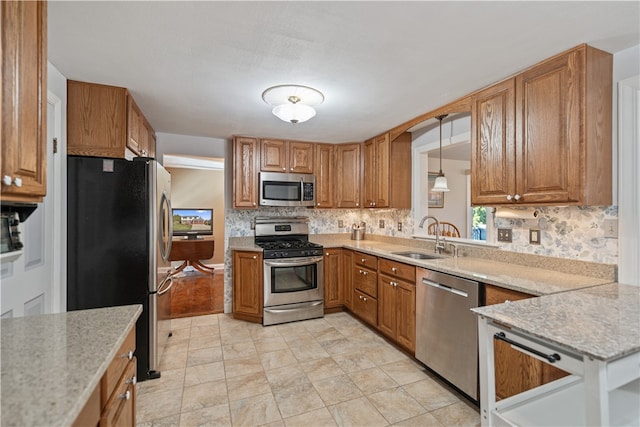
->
67;81;156;159
232;136;260;209
363;132;412;208
471;44;612;206
334;143;361;208
260;139;314;174
1;1;47;203
315;143;334;208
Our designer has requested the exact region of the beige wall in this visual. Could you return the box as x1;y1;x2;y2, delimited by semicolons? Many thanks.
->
426;158;469;237
167;167;225;265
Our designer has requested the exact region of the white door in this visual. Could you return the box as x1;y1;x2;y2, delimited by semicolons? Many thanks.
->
0;94;60;317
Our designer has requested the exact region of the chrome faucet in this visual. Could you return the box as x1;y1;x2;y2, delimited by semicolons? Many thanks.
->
418;215;446;253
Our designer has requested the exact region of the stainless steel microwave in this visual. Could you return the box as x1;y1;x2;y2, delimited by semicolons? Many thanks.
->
259;172;315;207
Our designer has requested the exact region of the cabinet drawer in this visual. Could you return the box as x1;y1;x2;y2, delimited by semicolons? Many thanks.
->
101;357;136;427
355;252;377;269
353;266;377;298
102;328;136;403
379;258;415;282
353;289;377;326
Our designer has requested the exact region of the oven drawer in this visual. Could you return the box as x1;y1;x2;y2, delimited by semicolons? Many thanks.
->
353;265;377;298
355;252;377;269
353;289;377;326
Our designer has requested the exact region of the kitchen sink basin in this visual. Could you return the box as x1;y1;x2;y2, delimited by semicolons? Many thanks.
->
391;251;445;260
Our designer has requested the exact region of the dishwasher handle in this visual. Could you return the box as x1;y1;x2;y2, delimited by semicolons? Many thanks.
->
421;278;468;298
494;332;561;364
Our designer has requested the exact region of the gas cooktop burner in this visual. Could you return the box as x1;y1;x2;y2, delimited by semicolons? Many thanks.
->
257;240;322;251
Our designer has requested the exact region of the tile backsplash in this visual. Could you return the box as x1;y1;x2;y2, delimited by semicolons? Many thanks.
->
224;205;618;264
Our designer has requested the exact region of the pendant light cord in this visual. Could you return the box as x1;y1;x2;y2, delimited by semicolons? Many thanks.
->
436;114;448;175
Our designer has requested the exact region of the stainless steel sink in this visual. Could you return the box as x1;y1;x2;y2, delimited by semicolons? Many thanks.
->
391;251;445;260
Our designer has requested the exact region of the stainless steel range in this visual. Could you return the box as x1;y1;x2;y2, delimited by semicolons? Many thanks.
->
255;217;324;326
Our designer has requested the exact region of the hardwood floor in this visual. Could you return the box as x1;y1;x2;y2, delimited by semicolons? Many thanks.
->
169;268;224;318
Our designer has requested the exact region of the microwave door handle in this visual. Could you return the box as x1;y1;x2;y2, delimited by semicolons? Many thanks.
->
300;178;304;201
264;256;323;268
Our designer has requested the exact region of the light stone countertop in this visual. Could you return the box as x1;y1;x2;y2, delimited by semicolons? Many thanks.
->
1;305;142;427
230;235;610;296
472;283;640;361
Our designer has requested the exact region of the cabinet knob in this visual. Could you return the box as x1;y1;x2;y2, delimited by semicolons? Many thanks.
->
290;168;293;172
514;194;521;201
506;194;513;201
391;267;397;272
317;203;320;206
119;390;131;401
505;299;511;303
363;297;368;302
13;177;22;187
253;255;257;259
361;258;366;263
121;350;134;360
252;202;256;206
2;175;12;186
326;252;329;256
282;167;286;171
356;203;359;207
126;376;137;386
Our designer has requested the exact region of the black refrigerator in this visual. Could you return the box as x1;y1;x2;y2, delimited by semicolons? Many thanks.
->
67;156;173;380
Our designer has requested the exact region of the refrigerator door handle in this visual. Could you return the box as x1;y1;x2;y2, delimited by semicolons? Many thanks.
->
159;191;172;263
157;272;173;295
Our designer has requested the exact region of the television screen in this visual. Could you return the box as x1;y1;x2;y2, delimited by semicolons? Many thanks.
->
172;208;213;237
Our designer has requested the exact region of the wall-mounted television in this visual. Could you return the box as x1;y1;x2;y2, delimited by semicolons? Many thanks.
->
172;208;213;239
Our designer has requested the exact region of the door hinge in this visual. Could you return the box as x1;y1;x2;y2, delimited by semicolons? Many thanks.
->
53;137;58;154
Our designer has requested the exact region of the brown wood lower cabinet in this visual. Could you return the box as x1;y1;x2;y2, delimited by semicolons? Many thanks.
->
485;284;568;399
232;251;263;323
378;274;416;352
353;288;377;326
74;327;137;427
324;248;343;310
342;250;354;310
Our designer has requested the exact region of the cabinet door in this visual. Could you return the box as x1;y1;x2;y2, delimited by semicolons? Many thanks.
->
335;143;361;208
233;137;259;208
395;280;416;352
101;357;136;427
127;97;144;156
471;78;516;205
377;275;397;338
342;250;354;310
260;139;287;172
67;81;128;158
374;133;390;207
485;285;567;399
363;138;376;207
1;0;47;202
324;249;342;309
353;289;377;326
232;251;263;321
515;50;582;204
315;143;333;208
146;122;156;159
289;141;314;174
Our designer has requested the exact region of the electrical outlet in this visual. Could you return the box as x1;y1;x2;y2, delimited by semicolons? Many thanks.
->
338;220;344;228
603;219;618;238
497;228;512;243
397;222;402;232
379;219;385;228
529;229;541;245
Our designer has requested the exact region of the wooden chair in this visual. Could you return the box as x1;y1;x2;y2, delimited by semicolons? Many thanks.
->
427;221;461;238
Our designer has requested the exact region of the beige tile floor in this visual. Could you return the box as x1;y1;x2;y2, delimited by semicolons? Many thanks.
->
136;312;480;427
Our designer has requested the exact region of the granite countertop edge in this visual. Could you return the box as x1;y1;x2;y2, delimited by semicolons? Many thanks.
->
1;305;142;427
229;235;611;296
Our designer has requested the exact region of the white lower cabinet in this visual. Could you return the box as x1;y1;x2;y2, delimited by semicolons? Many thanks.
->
478;318;640;426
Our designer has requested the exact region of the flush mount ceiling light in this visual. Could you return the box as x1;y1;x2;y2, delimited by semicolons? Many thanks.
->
262;85;324;124
432;114;450;192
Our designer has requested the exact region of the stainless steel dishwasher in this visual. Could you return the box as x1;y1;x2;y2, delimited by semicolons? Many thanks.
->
416;268;480;400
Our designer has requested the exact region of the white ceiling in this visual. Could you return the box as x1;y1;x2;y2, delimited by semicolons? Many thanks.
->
47;1;640;144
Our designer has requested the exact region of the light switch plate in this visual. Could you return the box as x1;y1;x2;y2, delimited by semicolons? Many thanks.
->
529;229;541;245
398;222;402;232
338;220;344;228
379;219;385;228
497;228;512;243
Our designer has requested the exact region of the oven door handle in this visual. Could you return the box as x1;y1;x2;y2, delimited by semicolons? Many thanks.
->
264;301;323;313
264;256;324;267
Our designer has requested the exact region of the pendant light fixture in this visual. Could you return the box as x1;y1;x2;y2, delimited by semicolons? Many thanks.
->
262;85;324;124
432;114;450;192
